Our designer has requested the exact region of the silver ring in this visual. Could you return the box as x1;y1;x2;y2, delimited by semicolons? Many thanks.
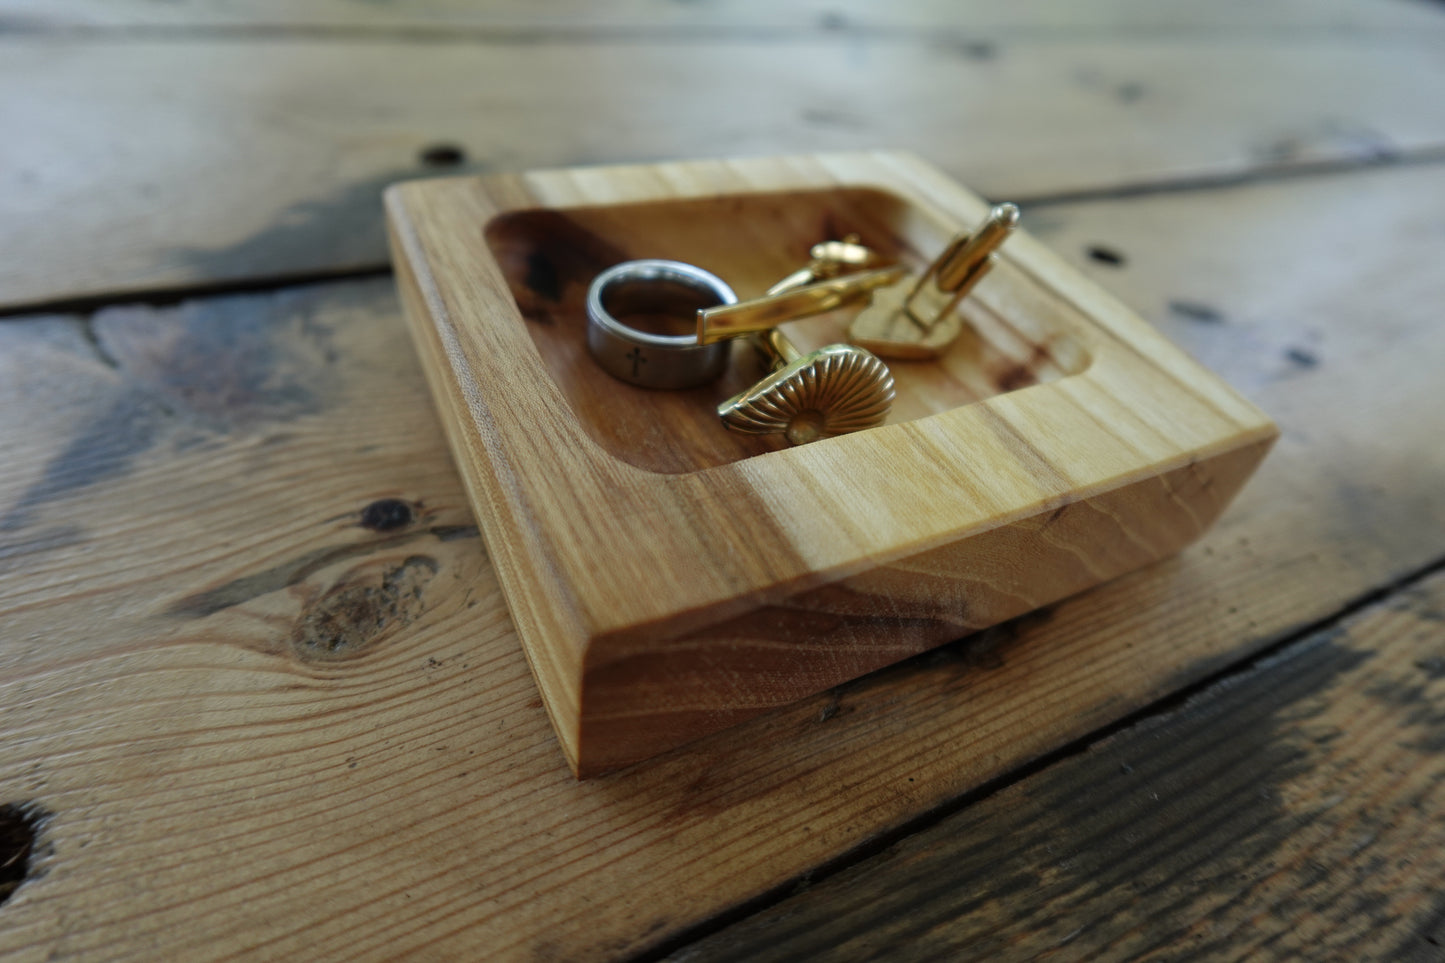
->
586;259;737;389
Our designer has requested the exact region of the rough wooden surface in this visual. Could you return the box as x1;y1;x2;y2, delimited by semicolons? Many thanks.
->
670;567;1445;963
3;2;1444;958
0;158;1442;958
4;21;1445;309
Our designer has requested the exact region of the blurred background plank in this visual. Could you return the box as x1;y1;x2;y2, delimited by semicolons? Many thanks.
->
3;16;1445;310
10;0;1445;33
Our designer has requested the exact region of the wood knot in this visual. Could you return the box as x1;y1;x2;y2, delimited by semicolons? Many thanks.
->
418;143;466;168
360;498;415;532
0;802;51;906
291;555;438;661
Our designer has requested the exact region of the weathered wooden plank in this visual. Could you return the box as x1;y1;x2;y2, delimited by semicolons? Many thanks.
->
0;162;1442;960
3;29;1445;310
668;568;1445;962
8;0;1445;34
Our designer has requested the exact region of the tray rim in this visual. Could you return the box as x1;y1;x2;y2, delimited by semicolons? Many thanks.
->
385;149;1279;765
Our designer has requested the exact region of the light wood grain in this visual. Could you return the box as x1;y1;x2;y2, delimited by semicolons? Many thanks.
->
671;567;1445;963
389;151;1275;774
1;160;1442;959
4;27;1445;310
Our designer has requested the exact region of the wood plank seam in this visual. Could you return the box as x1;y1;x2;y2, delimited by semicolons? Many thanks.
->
0;265;394;323
8;22;1445;43
7;148;1445;323
1009;143;1445;206
632;548;1445;962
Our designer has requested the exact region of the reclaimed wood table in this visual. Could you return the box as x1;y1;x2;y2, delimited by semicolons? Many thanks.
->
2;3;1443;960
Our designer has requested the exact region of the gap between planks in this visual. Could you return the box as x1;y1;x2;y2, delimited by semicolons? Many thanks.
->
5;22;1445;45
4;145;1445;323
8;0;1445;45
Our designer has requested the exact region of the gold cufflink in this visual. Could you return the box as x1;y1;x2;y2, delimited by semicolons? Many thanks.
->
708;240;896;446
848;203;1019;360
716;328;894;446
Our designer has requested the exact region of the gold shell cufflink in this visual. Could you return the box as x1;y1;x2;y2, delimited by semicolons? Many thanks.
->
706;241;897;447
717;329;894;446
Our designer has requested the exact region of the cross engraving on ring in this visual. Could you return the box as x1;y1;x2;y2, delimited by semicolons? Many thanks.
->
626;347;646;379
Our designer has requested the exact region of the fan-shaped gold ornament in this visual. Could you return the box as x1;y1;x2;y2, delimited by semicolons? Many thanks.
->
719;343;894;445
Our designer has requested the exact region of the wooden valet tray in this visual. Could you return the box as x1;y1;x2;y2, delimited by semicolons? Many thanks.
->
385;151;1277;777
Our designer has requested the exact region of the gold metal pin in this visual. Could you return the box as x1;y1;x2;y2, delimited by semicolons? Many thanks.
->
848;203;1020;360
697;266;906;344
